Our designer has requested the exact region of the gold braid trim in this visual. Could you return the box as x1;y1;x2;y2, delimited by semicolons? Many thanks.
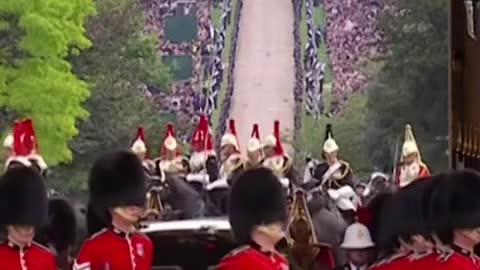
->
337;160;351;179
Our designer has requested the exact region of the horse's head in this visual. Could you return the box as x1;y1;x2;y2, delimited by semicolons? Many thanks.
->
363;172;390;198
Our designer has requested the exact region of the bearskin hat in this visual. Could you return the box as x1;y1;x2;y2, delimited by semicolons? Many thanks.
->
88;151;147;221
228;167;287;244
35;198;77;252
0;167;48;227
429;170;480;240
86;202;108;236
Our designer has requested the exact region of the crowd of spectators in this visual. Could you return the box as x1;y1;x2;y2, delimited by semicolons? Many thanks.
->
304;0;325;118
141;0;240;141
323;0;387;115
141;0;215;133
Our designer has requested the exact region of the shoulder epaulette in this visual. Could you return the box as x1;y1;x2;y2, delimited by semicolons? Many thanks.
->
32;242;55;254
221;245;250;260
88;228;108;240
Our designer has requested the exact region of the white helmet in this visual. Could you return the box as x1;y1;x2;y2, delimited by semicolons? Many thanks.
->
3;134;13;149
341;223;375;249
323;138;339;154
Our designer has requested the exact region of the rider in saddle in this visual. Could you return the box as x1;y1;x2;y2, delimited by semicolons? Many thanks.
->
262;120;297;190
245;123;264;169
187;115;218;191
130;126;158;181
307;124;353;190
394;124;430;189
218;119;244;185
156;123;189;178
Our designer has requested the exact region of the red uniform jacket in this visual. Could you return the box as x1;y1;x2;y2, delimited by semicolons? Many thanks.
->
371;248;480;270
369;252;409;270
0;241;56;270
216;245;289;270
394;162;430;187
74;228;153;270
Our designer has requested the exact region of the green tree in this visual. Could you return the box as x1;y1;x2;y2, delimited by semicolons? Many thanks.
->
364;0;448;173
0;0;96;165
49;0;172;192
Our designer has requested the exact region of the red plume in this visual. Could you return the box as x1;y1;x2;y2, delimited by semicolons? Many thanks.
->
22;118;38;154
13;121;28;156
251;124;260;139
134;127;145;143
192;115;207;152
228;119;240;150
273;120;283;155
166;123;175;137
228;119;237;136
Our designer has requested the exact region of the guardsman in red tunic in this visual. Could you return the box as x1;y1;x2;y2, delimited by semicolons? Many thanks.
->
156;123;189;177
74;151;153;270
394;124;430;188
245;123;264;169
0;167;56;270
262;120;297;190
420;170;480;270
216;168;289;270
130;127;158;180
187;115;218;191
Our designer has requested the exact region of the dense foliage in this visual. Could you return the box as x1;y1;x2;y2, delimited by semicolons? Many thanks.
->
0;0;96;164
364;0;449;172
49;0;172;192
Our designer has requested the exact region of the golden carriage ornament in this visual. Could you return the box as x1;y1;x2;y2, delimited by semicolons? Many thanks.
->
280;190;333;270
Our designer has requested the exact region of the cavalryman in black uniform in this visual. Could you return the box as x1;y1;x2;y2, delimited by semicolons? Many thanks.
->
305;124;353;190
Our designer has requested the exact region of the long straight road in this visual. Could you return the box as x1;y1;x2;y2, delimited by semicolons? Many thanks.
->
229;0;295;155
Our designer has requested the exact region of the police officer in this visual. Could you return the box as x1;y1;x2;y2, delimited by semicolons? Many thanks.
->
74;151;152;270
216;168;289;270
0;167;56;270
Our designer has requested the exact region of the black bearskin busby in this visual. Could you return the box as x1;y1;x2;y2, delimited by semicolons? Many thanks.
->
88;151;147;224
429;170;480;242
375;180;431;256
228;167;287;244
35;198;77;253
0;167;48;227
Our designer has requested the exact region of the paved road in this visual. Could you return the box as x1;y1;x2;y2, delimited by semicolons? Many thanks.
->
230;0;295;155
